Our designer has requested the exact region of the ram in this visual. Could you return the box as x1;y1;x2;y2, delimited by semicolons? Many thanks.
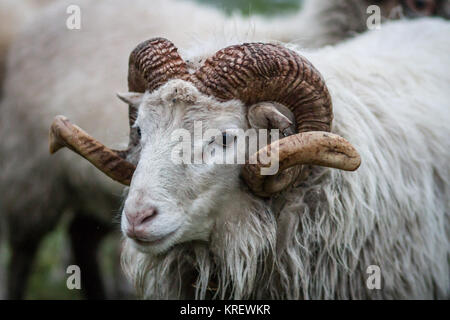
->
1;0;448;299
51;18;450;299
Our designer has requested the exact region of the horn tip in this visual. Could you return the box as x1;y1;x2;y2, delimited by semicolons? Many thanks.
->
342;150;361;171
49;138;64;154
48;115;69;154
49;128;64;154
350;155;362;171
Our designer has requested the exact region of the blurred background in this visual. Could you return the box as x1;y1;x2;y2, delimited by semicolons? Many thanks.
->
0;0;302;300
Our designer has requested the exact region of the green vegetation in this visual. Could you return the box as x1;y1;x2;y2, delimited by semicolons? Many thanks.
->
26;215;82;300
194;0;301;16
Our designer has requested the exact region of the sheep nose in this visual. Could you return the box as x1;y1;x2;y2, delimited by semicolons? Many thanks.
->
124;207;158;239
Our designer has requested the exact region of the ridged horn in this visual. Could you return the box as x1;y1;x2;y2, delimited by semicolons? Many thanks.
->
242;132;361;197
189;42;359;196
49;115;136;185
128;37;189;126
190;42;332;133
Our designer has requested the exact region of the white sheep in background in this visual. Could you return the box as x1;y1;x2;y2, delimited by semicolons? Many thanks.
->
0;0;51;88
2;0;449;86
50;18;450;299
1;0;449;299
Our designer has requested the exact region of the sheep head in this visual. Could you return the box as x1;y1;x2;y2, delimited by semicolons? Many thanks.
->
49;38;360;253
50;38;360;193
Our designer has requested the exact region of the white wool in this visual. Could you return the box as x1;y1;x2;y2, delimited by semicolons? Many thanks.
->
121;19;450;299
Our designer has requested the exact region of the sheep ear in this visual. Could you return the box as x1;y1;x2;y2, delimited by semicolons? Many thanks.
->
116;92;144;105
248;102;296;136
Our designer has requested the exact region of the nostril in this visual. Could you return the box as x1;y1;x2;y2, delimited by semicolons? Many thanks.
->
126;206;158;228
139;207;157;225
124;206;158;240
124;206;159;238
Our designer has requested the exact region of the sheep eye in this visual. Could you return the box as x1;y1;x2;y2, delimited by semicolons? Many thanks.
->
136;126;141;138
218;132;235;147
405;0;436;15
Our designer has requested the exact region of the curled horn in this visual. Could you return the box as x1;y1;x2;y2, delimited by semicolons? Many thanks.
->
190;43;360;196
190;42;332;133
49;38;188;185
242;132;361;197
128;37;189;126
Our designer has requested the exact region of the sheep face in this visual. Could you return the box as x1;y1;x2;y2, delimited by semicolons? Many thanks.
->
120;80;249;255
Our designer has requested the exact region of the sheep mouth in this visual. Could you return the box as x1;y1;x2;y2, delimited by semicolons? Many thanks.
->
131;229;180;248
